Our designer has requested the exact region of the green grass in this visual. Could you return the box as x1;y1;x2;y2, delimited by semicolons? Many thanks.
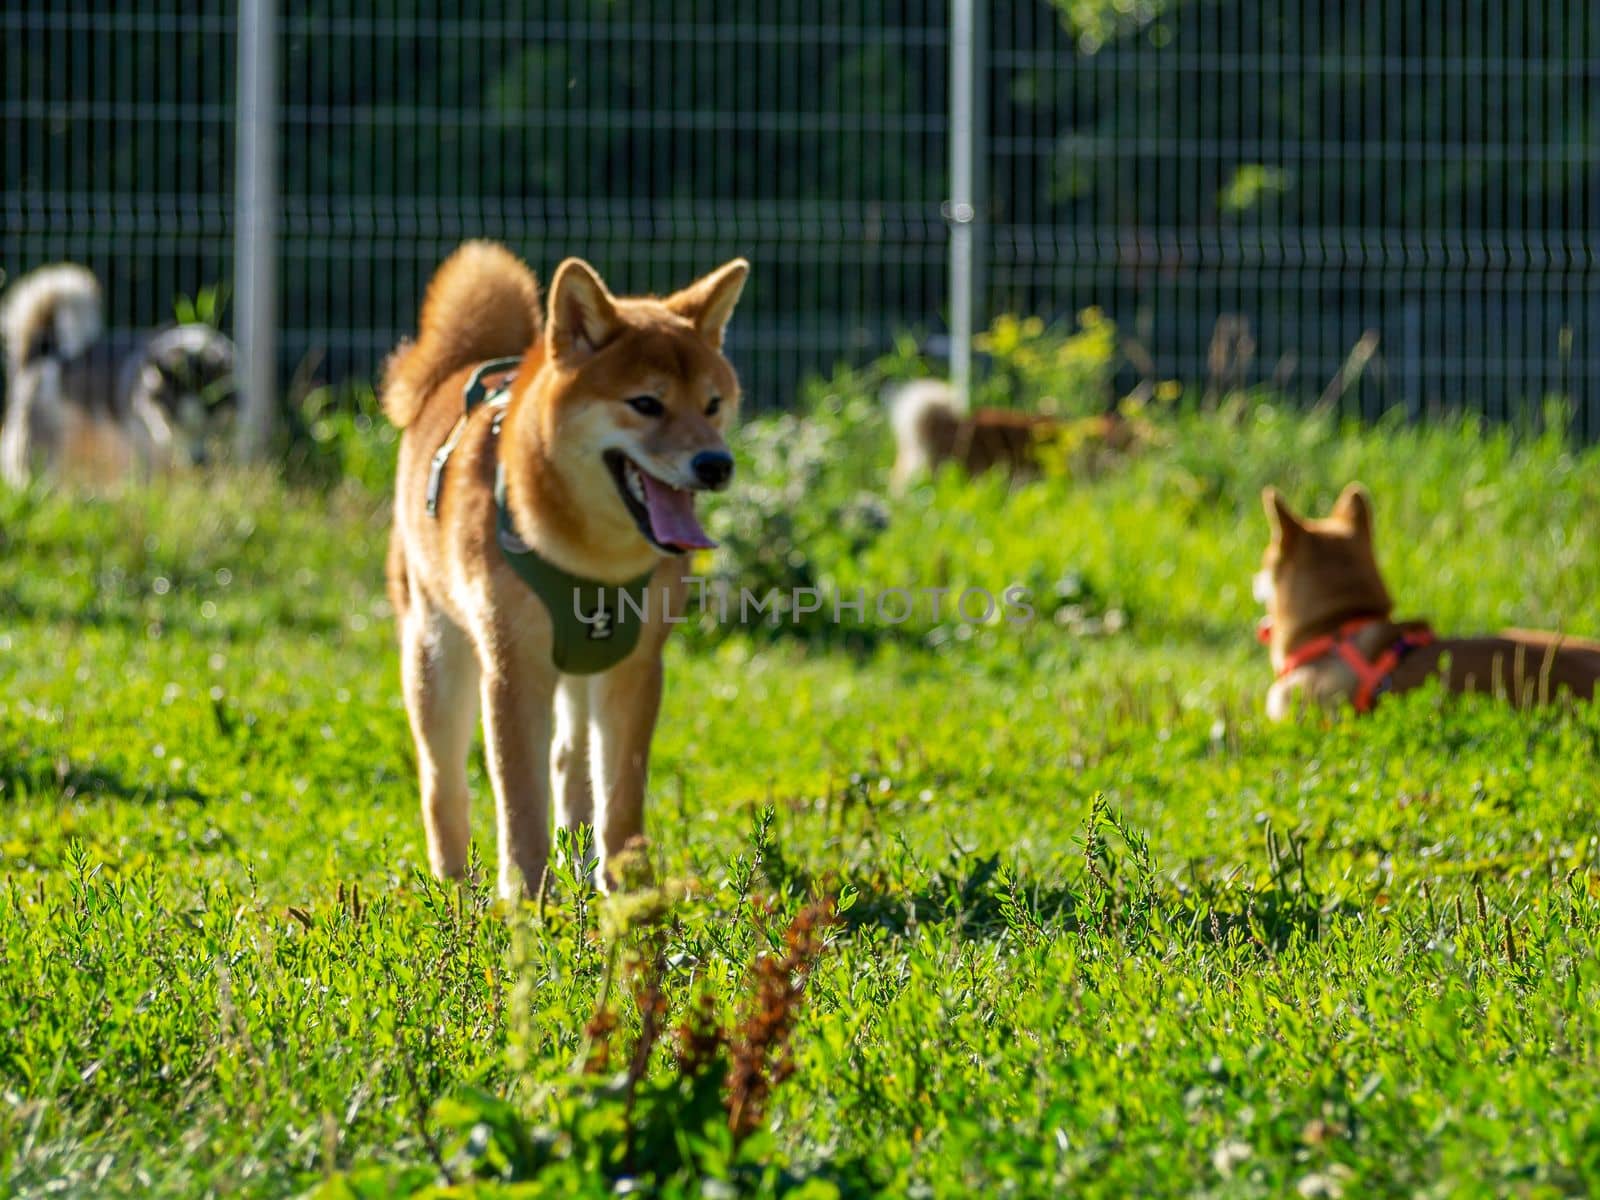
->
3;396;1600;1197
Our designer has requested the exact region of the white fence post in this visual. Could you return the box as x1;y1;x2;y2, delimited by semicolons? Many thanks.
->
946;0;983;412
234;0;276;459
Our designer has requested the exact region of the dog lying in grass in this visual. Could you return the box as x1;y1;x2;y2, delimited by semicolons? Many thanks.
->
1255;482;1600;719
383;241;748;898
885;378;1138;494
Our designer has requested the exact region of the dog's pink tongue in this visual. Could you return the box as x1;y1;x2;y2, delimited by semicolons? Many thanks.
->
640;472;716;551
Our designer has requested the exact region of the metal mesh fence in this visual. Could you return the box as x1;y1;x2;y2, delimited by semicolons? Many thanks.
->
3;1;953;415
270;1;950;410
988;1;1600;431
2;8;236;358
4;2;1598;432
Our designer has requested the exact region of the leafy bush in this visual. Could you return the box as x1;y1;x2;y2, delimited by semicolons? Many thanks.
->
697;388;893;639
172;282;230;329
867;309;1129;417
280;380;399;495
973;306;1121;416
693;314;1130;646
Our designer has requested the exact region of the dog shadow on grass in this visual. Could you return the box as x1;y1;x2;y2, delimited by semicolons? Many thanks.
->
760;839;1081;939
759;837;1340;951
0;740;211;808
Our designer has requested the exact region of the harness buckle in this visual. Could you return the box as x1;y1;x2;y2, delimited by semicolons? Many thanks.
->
425;414;468;518
424;356;521;520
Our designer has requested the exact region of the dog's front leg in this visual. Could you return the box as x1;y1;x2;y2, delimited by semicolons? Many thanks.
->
480;665;557;901
587;652;664;886
551;675;597;875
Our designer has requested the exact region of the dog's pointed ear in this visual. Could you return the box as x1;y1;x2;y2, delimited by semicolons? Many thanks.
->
1262;486;1303;550
547;259;621;362
1331;481;1375;539
666;259;749;349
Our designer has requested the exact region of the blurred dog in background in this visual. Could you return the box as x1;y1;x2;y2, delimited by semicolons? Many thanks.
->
885;378;1141;494
0;263;239;487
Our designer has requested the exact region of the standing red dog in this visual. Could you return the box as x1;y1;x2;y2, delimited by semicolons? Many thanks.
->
384;241;748;897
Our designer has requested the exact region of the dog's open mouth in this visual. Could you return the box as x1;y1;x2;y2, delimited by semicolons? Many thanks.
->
604;450;717;554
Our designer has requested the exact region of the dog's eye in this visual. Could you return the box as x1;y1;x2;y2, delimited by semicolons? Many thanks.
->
706;396;722;416
626;395;664;417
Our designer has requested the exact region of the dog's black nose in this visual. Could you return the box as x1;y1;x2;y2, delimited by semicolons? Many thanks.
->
691;450;734;490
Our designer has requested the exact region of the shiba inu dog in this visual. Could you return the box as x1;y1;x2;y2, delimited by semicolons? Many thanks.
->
1255;483;1600;720
886;378;1137;494
383;241;747;899
0;263;238;486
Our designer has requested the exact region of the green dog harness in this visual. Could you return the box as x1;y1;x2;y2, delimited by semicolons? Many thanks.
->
426;357;656;676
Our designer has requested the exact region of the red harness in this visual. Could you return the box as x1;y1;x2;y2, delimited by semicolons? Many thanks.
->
1259;617;1435;713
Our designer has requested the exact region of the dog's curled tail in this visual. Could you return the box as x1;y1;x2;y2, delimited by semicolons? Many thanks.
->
382;241;541;428
0;263;104;375
885;378;962;494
